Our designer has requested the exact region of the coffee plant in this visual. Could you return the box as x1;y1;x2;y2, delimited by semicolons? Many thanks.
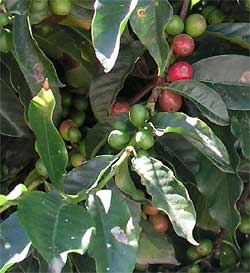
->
0;0;250;272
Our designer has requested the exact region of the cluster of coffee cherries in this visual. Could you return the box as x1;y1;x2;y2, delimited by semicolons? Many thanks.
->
200;5;225;25
143;202;169;234
108;104;154;153
157;13;207;113
30;0;72;17
0;7;12;53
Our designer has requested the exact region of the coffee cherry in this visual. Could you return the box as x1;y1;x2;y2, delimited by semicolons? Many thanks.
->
207;9;225;25
165;15;184;35
113;120;128;132
70;152;85;168
67;127;82;143
159;90;182;112
135;129;154;150
30;0;49;13
35;159;48;177
173;34;195;57
187;264;200;273
168;61;193;82
149;214;169;233
49;0;71;15
0;28;12;53
79;140;86;157
129;104;148;128
185;14;207;38
62;93;72;108
239;215;250;234
143;203;159;215
0;12;9;27
242;242;250;258
219;244;237;269
201;5;217;19
195;239;213;256
70;111;86;127
112;100;130;114
73;96;89;111
186;247;200;261
65;65;91;89
59;119;75;141
108;130;130;150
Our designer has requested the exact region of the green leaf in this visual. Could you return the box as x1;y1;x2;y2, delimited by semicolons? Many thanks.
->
64;155;118;195
28;86;68;191
167;80;229;126
92;0;138;72
152;112;233;173
132;156;197;245
195;155;242;232
87;190;138;273
0;213;31;273
89;41;144;122
192;55;250;110
130;0;172;75
115;158;145;201
18;191;95;271
12;15;63;121
0;79;29;137
137;220;178;265
206;23;250;49
230;111;250;159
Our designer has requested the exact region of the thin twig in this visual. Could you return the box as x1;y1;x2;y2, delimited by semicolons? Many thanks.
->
129;82;156;105
180;0;191;20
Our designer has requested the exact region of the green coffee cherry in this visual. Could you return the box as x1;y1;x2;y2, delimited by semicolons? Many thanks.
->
186;247;200;261
113;120;128;132
0;12;9;27
108;130;130;150
201;5;217;19
62;93;72;108
185;14;207;38
73;96;89;111
219;244;238;269
0;28;12;53
165;15;184;35
30;0;49;13
49;0;71;16
135;129;154;150
239;215;250;234
207;9;225;25
129;104;148;128
70;111;86;127
195;239;213;256
67;127;82;143
70;152;85;168
35;159;48;177
79;140;86;158
187;264;200;273
242;242;250;258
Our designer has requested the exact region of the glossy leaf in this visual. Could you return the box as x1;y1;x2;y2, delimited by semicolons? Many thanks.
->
115;158;145;201
206;23;250;49
64;155;118;195
28;86;68;191
230;111;250;159
152;112;233;173
167;80;229;126
0;213;31;273
18;191;95;271
130;0;172;75
87;190;138;273
89;41;144;122
12;15;63;121
195;154;242;232
0;79;29;137
92;0;138;72
192;55;250;110
132;156;197;245
137;220;178;265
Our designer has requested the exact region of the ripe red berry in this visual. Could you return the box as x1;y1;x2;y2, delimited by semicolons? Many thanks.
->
112;100;130;115
168;61;193;82
149;214;169;233
173;34;195;57
159;90;182;112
